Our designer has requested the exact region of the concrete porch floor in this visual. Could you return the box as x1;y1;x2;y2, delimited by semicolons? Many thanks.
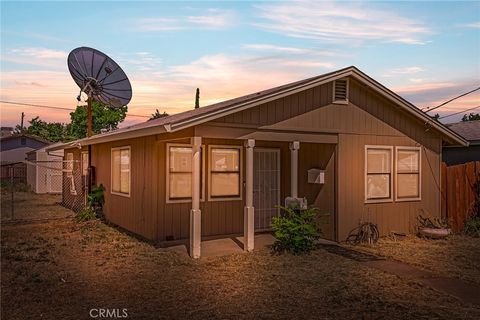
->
164;233;276;258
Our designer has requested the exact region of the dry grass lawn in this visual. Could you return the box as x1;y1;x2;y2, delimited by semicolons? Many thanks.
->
2;219;480;320
351;235;480;285
1;191;73;221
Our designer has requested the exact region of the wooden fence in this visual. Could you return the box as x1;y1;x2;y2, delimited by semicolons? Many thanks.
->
442;161;480;232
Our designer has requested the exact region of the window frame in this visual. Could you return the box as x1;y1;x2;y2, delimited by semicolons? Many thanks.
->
208;145;243;202
110;146;131;198
395;146;421;202
364;145;394;204
165;143;205;204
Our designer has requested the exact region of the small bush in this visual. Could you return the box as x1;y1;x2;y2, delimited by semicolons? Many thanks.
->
271;205;321;254
464;216;480;237
87;184;105;216
76;206;97;221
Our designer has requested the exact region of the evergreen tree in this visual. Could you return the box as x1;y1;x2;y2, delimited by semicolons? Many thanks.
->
195;88;200;109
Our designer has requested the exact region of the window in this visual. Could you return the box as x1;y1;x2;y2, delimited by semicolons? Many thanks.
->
21;137;26;145
111;146;130;196
365;146;393;202
166;144;204;202
81;152;88;176
208;146;241;200
66;153;74;177
396;147;421;201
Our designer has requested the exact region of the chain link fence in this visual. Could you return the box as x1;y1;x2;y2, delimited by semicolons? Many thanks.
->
1;160;86;223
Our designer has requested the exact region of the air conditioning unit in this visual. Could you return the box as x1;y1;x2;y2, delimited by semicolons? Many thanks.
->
285;197;307;210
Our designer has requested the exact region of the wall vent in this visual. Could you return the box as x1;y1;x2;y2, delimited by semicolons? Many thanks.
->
333;79;349;104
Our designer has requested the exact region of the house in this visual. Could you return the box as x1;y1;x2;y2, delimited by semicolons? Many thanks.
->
1;126;14;137
26;143;64;194
1;134;51;183
443;120;480;165
49;66;467;258
0;134;50;164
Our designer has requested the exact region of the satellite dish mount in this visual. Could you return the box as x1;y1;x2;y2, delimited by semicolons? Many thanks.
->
67;47;132;195
67;47;132;137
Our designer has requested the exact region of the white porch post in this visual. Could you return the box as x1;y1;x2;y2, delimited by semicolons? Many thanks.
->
289;141;300;198
244;139;255;251
190;136;202;258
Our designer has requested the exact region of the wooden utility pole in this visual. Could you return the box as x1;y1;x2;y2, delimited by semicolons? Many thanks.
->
87;98;92;138
20;112;24;132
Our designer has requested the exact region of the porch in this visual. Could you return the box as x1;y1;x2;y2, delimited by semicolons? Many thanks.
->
183;131;337;258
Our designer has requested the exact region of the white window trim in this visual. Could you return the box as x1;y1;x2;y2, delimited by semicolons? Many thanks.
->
81;151;88;177
332;78;349;105
208;144;243;202
395;146;422;202
165;143;205;204
111;146;131;198
364;145;394;204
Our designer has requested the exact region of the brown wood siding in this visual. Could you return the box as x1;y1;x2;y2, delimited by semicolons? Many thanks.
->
337;134;441;241
215;82;333;126
298;143;336;240
91;136;159;240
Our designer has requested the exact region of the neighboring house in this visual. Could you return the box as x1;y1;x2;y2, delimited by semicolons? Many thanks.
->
1;127;14;137
26;143;64;194
0;134;50;164
443;120;480;165
49;66;467;258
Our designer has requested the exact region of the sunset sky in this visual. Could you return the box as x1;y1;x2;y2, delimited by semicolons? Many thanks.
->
1;0;479;128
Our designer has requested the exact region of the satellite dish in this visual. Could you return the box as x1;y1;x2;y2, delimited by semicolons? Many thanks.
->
67;47;132;109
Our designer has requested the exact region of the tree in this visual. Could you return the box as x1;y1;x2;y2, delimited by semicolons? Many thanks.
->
195;88;200;109
69;101;127;138
21;116;71;142
431;113;440;121
462;113;480;122
149;109;169;121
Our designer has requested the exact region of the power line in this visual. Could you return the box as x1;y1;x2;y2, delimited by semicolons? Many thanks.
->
438;105;480;120
423;86;480;113
0;100;150;118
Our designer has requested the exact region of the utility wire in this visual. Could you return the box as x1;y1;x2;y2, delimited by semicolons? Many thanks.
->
438;105;480;120
0;100;150;118
423;86;480;113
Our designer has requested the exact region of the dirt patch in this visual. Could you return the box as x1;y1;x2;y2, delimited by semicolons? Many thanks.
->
349;235;480;285
1;192;74;221
2;220;480;319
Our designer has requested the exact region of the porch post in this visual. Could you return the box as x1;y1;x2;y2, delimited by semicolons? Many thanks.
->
289;141;300;198
244;139;255;251
190;136;202;258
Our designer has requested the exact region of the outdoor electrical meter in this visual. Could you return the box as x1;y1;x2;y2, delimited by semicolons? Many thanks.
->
307;168;325;184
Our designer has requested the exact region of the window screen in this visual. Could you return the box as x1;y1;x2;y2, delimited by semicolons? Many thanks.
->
112;147;130;195
396;148;420;199
366;147;392;200
210;147;241;198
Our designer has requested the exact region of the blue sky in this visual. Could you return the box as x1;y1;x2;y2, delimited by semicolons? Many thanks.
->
1;0;479;127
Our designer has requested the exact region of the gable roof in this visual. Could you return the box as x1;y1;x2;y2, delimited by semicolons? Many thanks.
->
48;66;468;151
446;120;480;144
0;133;51;145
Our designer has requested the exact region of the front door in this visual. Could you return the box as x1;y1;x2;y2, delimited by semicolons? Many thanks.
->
253;148;281;231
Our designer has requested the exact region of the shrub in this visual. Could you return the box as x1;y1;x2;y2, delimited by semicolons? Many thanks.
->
87;184;105;215
271;205;321;254
76;206;97;221
464;216;480;237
